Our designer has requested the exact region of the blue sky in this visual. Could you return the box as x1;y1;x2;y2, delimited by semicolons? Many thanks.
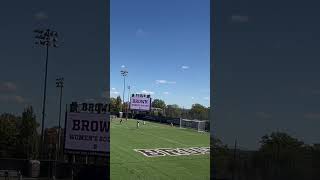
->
110;0;210;108
0;0;108;128
2;0;319;150
213;0;320;149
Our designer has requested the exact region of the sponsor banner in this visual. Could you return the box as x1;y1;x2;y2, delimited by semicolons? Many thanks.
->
130;95;151;111
64;112;110;155
134;147;210;157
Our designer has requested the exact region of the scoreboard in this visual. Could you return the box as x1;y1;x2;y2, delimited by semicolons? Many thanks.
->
130;94;151;111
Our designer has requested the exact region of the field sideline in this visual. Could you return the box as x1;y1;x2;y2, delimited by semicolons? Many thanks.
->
110;118;210;180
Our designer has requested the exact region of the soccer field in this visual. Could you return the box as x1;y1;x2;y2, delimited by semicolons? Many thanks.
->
110;118;210;180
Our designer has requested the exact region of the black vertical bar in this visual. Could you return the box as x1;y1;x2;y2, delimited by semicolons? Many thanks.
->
40;43;49;159
106;0;110;179
232;139;237;180
63;104;68;159
210;0;215;179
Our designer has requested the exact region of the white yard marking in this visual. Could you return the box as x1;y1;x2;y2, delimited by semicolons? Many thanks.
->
134;147;210;157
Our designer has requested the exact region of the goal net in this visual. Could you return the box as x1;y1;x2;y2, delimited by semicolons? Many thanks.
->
179;119;207;132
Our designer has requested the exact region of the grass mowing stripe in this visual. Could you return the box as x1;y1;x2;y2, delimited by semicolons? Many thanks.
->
110;156;210;165
134;128;189;146
111;118;209;180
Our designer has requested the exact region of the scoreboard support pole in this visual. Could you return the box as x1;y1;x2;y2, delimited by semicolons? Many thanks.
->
71;155;75;180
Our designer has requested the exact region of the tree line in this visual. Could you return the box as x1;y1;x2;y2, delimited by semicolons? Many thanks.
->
212;132;320;180
1;104;320;179
0;106;39;159
109;96;210;120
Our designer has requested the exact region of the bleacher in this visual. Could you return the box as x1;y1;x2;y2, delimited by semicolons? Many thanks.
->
0;170;22;180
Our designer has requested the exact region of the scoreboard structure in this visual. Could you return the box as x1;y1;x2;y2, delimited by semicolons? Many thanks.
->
129;94;151;111
64;102;110;156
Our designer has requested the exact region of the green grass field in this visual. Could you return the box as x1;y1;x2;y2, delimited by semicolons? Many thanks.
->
110;118;210;180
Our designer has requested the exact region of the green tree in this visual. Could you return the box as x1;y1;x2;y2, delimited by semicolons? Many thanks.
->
151;99;166;117
122;102;129;114
181;108;188;119
165;104;182;118
110;97;117;113
311;144;320;178
0;113;19;158
256;132;307;180
115;96;122;112
17;106;39;159
210;136;232;179
152;99;166;109
189;103;208;120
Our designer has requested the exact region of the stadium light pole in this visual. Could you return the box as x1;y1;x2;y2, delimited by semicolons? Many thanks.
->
34;28;59;158
126;85;131;120
54;77;64;179
120;69;128;118
55;77;64;159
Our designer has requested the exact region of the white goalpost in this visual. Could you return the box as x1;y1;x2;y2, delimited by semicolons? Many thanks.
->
179;118;207;132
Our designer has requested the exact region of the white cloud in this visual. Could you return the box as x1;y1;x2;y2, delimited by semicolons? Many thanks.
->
141;90;155;95
191;97;195;100
156;80;176;84
111;87;116;91
304;113;320;119
0;82;17;92
181;65;190;70
121;65;126;68
13;96;25;103
163;92;169;95
0;95;26;104
111;91;120;96
135;28;148;37
231;15;249;23
156;80;166;84
34;11;48;20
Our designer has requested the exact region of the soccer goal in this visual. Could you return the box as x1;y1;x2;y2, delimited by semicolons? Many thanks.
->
179;118;207;132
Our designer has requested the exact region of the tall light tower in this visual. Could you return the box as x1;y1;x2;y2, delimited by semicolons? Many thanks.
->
120;69;128;119
55;77;64;179
127;85;131;120
55;77;64;160
34;28;59;158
